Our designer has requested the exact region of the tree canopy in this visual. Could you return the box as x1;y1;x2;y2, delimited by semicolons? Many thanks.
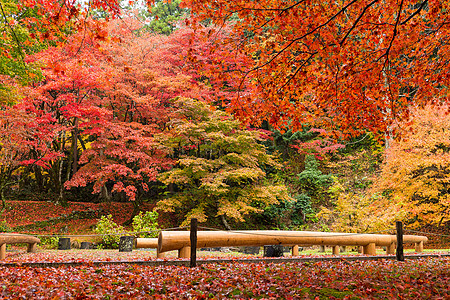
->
6;0;450;138
181;0;450;138
368;104;450;229
157;98;291;226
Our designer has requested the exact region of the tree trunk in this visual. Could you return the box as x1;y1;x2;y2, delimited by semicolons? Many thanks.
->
0;187;6;215
220;214;232;230
34;162;44;192
100;184;111;202
57;132;66;204
72;118;79;175
123;199;141;226
57;156;65;204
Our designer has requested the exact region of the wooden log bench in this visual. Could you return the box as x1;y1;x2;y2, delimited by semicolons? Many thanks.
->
0;234;41;259
136;230;428;258
135;238;165;257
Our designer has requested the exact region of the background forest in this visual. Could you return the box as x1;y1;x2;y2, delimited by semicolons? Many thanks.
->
0;0;449;244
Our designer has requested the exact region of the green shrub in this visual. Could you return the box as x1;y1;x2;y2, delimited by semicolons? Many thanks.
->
262;194;313;229
40;236;59;249
296;155;333;204
0;221;11;233
132;211;160;238
94;215;125;249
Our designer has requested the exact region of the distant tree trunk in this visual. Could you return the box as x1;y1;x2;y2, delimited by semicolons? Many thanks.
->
0;186;6;215
383;66;393;151
58;158;65;204
72;118;79;175
33;160;44;192
58;131;67;204
100;185;111;202
123;199;141;226
220;214;231;230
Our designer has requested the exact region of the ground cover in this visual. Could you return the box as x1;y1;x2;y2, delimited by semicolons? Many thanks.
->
0;200;449;299
0;256;448;299
1;200;151;234
2;248;450;264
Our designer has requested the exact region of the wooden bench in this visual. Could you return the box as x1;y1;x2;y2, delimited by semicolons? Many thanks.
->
141;230;428;258
0;234;41;259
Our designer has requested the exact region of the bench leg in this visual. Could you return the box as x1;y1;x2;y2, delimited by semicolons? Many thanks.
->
292;245;299;256
0;244;5;260
363;243;376;255
156;249;165;258
386;243;395;255
332;245;340;255
415;241;424;252
27;243;37;253
178;246;191;258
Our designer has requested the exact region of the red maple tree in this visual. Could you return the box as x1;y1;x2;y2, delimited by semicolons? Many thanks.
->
179;0;450;139
66;18;251;207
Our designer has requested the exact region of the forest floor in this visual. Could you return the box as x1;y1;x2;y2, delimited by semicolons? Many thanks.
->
1;200;146;235
0;200;449;299
1;199;449;249
0;253;448;299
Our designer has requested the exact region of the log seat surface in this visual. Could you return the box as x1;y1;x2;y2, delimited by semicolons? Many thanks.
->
0;233;40;259
150;230;428;258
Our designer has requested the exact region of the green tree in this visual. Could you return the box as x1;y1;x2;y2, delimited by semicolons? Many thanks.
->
0;0;45;103
157;98;291;228
141;0;186;35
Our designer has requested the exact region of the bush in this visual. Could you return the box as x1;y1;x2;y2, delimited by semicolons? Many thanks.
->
0;221;11;233
262;194;313;229
40;236;59;249
132;211;160;238
296;155;333;204
94;215;125;249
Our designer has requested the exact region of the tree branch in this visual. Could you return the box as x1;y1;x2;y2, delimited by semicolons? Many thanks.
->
0;1;25;61
400;0;428;25
340;0;380;46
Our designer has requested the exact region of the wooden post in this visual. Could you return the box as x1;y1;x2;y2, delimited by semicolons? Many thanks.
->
363;243;376;255
190;218;198;267
119;236;133;252
358;246;363;253
332;245;340;255
178;246;191;258
386;242;395;255
0;244;5;259
58;238;71;250
396;221;404;261
292;245;299;256
27;243;37;253
80;242;93;249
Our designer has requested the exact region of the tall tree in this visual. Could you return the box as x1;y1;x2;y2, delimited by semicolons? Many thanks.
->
157;98;291;228
0;104;61;211
0;0;46;102
16;28;112;202
141;0;187;35
179;0;450;138
66;18;252;211
367;104;450;229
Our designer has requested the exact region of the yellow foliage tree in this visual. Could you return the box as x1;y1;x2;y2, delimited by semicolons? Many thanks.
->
157;98;291;228
368;104;450;229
